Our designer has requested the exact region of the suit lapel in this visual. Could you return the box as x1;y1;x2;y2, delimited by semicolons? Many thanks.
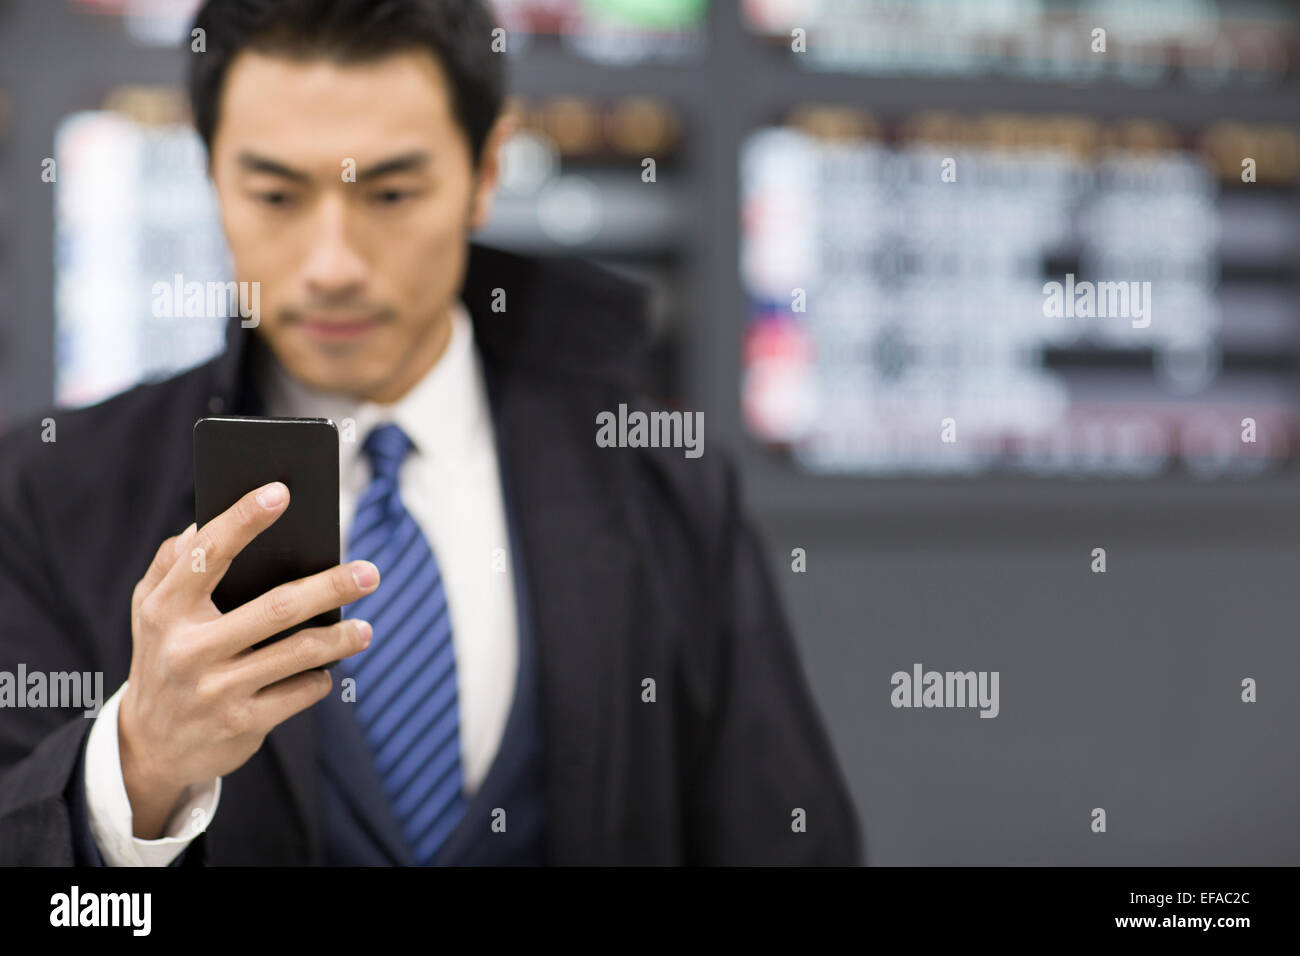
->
315;685;412;864
457;241;650;864
481;359;632;864
263;705;318;862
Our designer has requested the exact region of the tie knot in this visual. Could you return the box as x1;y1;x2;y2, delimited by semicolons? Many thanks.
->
362;422;413;483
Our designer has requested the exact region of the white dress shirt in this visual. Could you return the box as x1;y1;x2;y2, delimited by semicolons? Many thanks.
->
84;299;519;865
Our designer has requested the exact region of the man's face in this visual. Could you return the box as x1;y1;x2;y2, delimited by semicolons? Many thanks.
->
209;48;504;403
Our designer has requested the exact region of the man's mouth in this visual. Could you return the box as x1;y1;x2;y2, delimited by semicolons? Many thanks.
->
296;315;382;343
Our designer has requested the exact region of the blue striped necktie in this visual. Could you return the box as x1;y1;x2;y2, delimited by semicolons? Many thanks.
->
340;422;467;864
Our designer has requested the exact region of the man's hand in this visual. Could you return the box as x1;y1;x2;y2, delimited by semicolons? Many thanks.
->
118;481;379;840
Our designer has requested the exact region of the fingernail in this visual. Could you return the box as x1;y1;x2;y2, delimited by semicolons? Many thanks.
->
256;481;286;509
173;523;197;557
355;620;372;646
352;561;378;589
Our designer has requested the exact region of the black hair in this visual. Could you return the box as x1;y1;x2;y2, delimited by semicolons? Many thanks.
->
188;0;506;168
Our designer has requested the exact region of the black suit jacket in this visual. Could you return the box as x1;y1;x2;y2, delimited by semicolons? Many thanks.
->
0;242;862;865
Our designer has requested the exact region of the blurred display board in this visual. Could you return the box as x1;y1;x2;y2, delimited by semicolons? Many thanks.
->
53;94;230;407
744;0;1298;87
71;0;203;47
72;0;709;60
741;110;1300;478
493;0;708;63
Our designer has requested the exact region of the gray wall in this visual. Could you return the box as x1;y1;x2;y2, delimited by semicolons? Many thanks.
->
760;509;1300;864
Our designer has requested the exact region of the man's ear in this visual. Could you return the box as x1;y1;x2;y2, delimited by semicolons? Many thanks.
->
469;111;517;231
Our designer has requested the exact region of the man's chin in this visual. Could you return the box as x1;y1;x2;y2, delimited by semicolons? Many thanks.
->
289;360;390;401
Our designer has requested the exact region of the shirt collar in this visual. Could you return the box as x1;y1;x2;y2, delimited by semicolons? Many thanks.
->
257;299;485;470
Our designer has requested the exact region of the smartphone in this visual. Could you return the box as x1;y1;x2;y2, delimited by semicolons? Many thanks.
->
194;416;341;662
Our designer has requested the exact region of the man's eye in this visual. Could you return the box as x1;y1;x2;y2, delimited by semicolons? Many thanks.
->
371;190;412;205
255;192;295;207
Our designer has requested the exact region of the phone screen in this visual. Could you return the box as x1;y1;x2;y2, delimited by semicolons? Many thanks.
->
194;416;341;651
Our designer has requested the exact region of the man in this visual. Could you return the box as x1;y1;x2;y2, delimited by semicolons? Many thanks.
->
0;0;860;865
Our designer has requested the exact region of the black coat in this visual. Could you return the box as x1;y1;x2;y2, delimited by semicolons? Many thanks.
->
0;242;861;865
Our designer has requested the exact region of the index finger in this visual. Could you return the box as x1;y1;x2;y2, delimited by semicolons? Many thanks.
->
132;522;196;608
152;480;290;606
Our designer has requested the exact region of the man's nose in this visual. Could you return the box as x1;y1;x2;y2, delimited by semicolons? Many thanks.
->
301;195;369;298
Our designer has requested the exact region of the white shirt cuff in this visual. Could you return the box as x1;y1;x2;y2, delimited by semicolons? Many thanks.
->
83;680;221;866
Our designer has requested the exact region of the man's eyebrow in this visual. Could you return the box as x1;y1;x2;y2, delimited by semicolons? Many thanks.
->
355;151;433;181
236;151;312;183
233;150;433;183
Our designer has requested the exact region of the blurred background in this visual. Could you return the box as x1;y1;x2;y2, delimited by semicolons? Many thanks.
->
1;0;1298;863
